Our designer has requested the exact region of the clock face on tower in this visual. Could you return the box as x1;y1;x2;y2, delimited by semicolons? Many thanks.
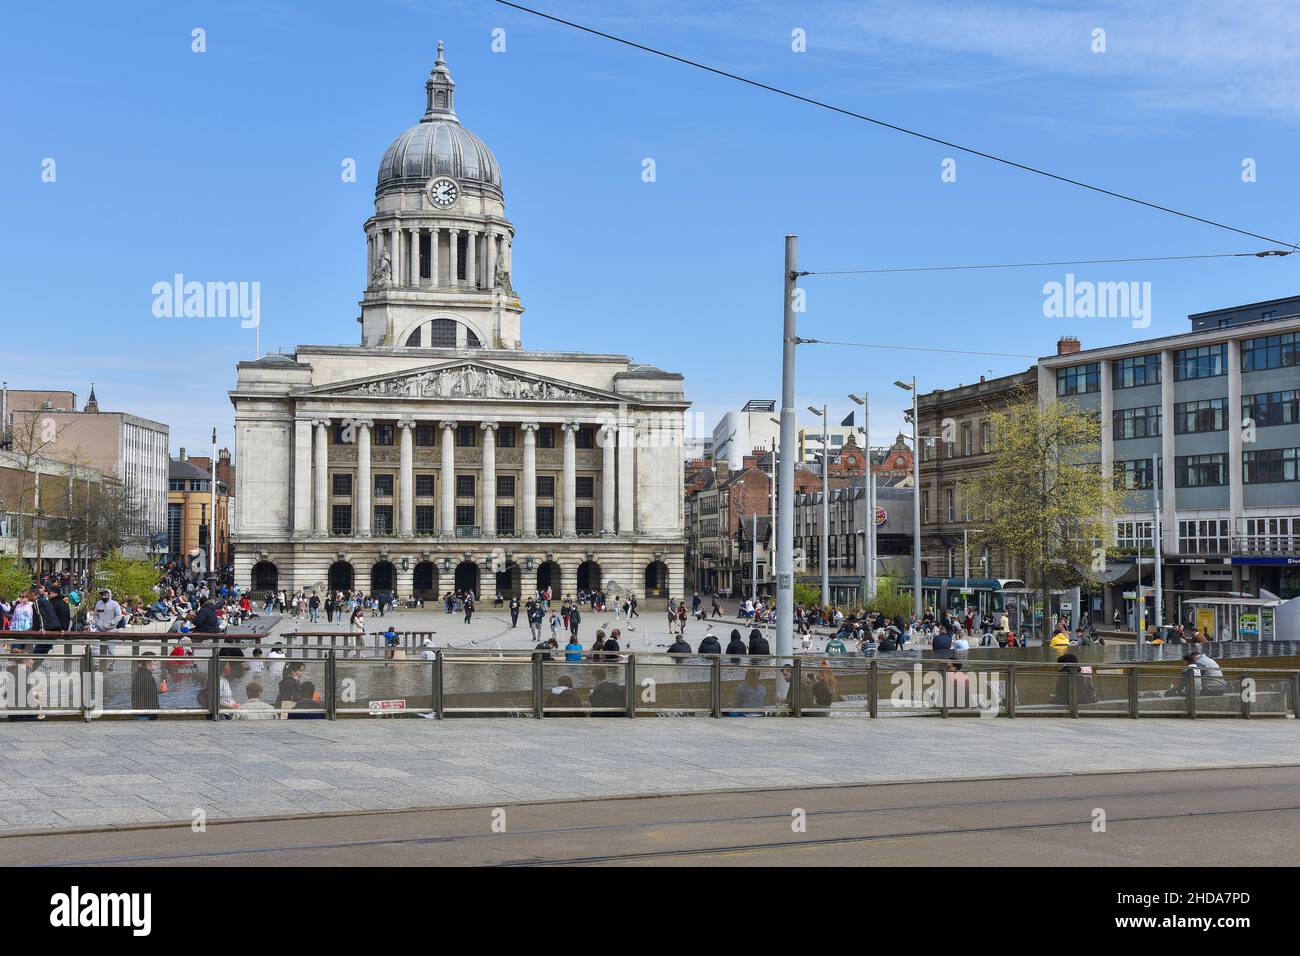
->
426;177;460;208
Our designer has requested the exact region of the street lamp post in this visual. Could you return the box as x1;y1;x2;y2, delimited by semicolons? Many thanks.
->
808;404;829;607
895;378;922;622
776;235;797;663
849;393;874;606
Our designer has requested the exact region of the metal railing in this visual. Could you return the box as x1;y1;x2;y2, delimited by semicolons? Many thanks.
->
1;637;1296;721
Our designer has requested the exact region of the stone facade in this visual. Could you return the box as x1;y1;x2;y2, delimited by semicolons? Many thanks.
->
229;45;688;605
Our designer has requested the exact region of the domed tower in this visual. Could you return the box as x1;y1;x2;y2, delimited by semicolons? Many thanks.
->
360;42;523;350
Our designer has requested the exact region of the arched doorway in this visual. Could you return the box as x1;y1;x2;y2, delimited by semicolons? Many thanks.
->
454;560;479;597
370;561;395;594
645;560;669;600
413;561;438;602
577;560;602;594
495;561;521;599
328;561;354;593
251;561;278;594
536;560;561;597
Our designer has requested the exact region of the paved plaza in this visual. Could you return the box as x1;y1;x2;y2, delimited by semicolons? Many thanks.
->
0;714;1296;836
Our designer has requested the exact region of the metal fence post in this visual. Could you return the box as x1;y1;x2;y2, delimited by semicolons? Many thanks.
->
82;647;94;722
207;650;220;720
532;651;544;719
791;657;802;717
1186;666;1198;719
1068;665;1080;718
625;656;636;718
939;665;949;718
711;657;721;718
868;659;878;718
326;651;337;720
1292;673;1300;721
433;650;444;719
1128;666;1139;718
1006;663;1017;718
1241;670;1251;719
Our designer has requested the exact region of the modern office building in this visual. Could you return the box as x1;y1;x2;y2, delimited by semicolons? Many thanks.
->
711;400;779;470
1037;297;1300;629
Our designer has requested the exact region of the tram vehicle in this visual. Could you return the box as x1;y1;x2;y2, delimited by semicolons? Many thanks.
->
899;577;1027;618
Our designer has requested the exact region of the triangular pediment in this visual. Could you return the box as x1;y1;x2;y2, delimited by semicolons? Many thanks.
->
295;360;622;404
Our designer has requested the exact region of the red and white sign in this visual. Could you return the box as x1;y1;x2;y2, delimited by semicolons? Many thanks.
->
874;506;887;527
368;699;407;715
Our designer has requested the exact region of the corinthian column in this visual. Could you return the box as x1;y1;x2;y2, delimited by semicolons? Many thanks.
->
313;419;331;534
398;419;415;537
354;419;373;536
561;422;579;537
440;420;458;535
600;423;617;535
521;423;538;537
481;422;498;537
466;229;477;290
449;229;460;286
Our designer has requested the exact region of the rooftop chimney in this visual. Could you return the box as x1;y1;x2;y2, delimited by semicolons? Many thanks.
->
1057;335;1082;355
179;447;187;461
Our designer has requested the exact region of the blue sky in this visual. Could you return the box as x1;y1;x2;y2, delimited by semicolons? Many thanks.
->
4;0;1298;456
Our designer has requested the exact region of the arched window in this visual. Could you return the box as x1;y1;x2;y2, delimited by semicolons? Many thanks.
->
430;319;456;347
466;329;481;348
405;327;422;347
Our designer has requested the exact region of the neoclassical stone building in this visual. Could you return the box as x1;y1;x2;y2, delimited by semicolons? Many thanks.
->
230;44;688;604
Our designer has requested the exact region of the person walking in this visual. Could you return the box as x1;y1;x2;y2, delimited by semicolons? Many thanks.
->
569;603;581;639
509;595;520;628
349;604;366;657
463;591;475;625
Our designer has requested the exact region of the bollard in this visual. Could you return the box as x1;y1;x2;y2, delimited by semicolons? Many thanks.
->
869;659;878;718
1006;663;1017;718
625;656;636;718
433;650;444;719
791;657;802;718
710;657;721;718
81;647;94;722
532;652;543;719
1068;665;1079;718
326;651;337;720
207;650;220;721
1241;670;1251;719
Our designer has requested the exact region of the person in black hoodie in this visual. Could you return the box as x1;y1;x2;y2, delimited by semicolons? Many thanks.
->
587;666;625;716
747;628;771;655
725;629;748;664
603;628;622;659
193;597;221;634
667;634;692;655
698;629;722;656
131;653;161;718
33;587;63;657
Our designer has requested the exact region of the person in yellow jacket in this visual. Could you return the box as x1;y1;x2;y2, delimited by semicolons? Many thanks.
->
1048;629;1071;654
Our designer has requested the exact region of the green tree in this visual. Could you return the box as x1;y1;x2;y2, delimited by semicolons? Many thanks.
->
0;552;33;602
92;549;160;605
959;387;1129;637
866;577;912;620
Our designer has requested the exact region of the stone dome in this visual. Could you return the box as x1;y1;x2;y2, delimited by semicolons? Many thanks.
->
374;42;502;200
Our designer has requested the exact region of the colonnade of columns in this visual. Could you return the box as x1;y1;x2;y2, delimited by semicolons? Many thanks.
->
367;222;512;290
297;417;627;539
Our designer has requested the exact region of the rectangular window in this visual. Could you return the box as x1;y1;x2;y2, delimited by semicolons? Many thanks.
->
374;474;394;497
1113;405;1161;439
576;506;594;533
455;505;475;528
946;488;955;522
536;505;555;533
1112;354;1161;389
331;504;352;535
1115;520;1153;550
373;505;393;534
1115;459;1157;491
1243;448;1299;484
1175;453;1227;488
497;474;516;497
498;426;516;448
415;505;436;534
961;423;972;456
1173;398;1227;434
415;424;436;447
1056;363;1100;396
374;424;395;446
575;476;594;499
415;474;436;497
1178;519;1230;556
495;505;515;534
332;473;353;497
576;427;595;449
538;427;556;448
1242;332;1297;371
536;475;555;498
980;422;991;453
1243;390;1300;428
922;490;930;524
332;423;350;444
456;424;476;447
1174;344;1227;380
455;475;475;497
